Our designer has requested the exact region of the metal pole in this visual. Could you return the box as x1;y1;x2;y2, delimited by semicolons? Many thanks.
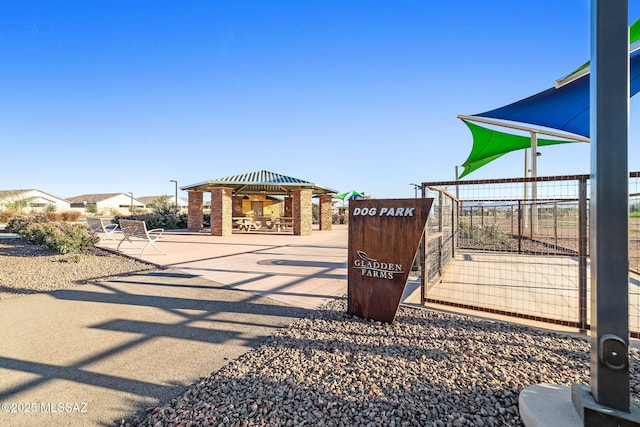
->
451;194;457;259
455;166;460;200
455;166;461;223
578;177;588;332
410;183;419;199
511;205;514;235
531;132;538;234
517;200;522;254
420;184;427;305
170;180;178;207
553;202;558;248
523;148;529;229
588;0;629;412
438;191;444;276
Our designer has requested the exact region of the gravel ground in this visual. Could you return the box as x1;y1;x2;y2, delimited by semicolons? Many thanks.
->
0;238;156;299
2;237;638;426
126;299;639;427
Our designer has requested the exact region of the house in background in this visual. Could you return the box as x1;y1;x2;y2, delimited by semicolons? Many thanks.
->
137;195;188;209
0;189;71;212
67;193;145;216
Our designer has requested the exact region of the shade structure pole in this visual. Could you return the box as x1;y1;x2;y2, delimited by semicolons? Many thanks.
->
531;132;538;233
587;0;630;413
454;166;460;200
523;148;529;229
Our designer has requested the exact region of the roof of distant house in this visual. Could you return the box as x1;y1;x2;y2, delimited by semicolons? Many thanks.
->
67;193;142;204
0;189;69;203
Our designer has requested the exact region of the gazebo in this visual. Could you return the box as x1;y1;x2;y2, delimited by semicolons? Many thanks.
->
181;170;338;236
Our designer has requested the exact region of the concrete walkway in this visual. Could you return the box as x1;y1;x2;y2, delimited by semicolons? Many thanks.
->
0;226;350;426
98;224;351;309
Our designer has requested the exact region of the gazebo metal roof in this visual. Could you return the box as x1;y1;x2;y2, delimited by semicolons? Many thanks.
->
181;170;338;196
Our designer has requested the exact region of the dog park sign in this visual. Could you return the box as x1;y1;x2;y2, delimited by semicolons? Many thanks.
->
347;198;433;323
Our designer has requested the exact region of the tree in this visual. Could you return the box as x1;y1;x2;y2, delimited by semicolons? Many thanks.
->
148;195;172;209
0;191;33;214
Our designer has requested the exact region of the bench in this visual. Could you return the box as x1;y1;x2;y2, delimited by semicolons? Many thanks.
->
273;218;294;232
116;220;165;256
86;217;120;242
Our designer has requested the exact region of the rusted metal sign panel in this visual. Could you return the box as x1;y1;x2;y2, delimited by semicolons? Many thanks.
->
347;198;434;323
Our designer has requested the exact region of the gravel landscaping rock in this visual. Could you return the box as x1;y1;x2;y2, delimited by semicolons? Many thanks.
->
125;298;640;427
0;238;156;299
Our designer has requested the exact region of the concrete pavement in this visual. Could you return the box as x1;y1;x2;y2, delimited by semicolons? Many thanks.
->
0;226;350;426
98;225;352;309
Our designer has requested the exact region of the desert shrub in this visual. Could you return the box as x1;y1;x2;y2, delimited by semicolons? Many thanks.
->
84;203;98;214
44;222;99;254
459;221;514;250
6;215;49;234
60;211;82;222
7;215;99;254
116;204;188;230
0;211;13;223
45;212;61;221
332;214;348;225
23;221;99;254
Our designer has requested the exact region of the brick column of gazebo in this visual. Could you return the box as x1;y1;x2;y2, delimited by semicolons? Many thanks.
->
318;194;333;231
292;189;312;236
187;191;204;232
232;195;244;217
284;196;293;217
210;187;233;236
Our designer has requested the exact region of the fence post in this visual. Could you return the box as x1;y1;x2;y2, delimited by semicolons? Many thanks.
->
553;202;558;248
518;200;522;253
578;177;588;332
511;205;515;235
439;191;444;276
452;197;457;259
420;185;427;305
529;201;534;240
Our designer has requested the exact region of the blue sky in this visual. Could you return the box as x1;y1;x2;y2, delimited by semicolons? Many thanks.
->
1;1;639;201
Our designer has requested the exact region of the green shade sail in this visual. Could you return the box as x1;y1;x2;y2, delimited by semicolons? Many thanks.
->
632;17;640;45
458;120;577;179
334;191;364;200
557;18;639;87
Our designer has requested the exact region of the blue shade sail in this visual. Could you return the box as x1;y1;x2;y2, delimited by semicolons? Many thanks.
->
475;47;640;139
